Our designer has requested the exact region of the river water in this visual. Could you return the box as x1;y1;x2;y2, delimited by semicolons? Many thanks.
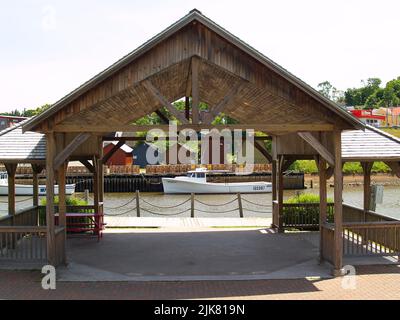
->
1;185;399;220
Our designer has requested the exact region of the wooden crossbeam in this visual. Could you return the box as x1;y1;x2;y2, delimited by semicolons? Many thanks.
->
55;124;334;133
298;132;335;167
254;141;273;163
142;80;189;124
209;82;245;121
385;161;400;178
80;160;95;173
102;140;126;164
155;110;170;124
54;133;91;170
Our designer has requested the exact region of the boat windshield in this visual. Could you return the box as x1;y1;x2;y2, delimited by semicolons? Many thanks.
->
187;172;206;179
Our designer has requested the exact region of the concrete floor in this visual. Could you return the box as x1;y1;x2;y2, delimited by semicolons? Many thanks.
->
57;228;333;281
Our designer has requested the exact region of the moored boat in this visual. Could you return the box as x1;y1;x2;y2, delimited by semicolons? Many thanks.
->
162;168;272;194
0;172;76;196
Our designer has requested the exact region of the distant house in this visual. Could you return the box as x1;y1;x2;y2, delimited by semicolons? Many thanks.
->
349;109;385;127
375;107;400;127
103;142;133;166
0;115;27;131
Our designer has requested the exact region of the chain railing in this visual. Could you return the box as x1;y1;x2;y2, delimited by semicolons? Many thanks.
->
98;192;271;218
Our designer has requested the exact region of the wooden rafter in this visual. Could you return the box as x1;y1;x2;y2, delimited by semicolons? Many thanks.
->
155;110;170;124
53;133;91;170
142;80;189;124
298;132;335;167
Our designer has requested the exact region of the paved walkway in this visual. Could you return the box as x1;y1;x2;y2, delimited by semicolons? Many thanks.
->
58;228;330;281
1;265;399;300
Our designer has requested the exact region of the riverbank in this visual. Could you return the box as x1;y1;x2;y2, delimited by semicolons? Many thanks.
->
305;173;400;188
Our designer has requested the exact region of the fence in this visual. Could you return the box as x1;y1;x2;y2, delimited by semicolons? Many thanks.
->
282;203;335;230
343;221;400;259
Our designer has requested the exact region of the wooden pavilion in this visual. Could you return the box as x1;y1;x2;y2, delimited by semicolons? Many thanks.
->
0;9;398;274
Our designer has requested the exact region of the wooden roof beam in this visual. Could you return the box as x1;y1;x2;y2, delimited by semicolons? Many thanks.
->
254;141;273;163
142;80;189;124
298;132;335;167
54;123;334;133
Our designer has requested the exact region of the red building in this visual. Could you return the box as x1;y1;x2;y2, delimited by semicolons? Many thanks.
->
103;142;134;166
0;115;27;131
349;109;385;127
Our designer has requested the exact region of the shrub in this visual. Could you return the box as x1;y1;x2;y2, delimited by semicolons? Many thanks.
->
283;193;334;228
39;196;88;226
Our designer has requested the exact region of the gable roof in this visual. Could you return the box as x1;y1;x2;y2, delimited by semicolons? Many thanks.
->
23;9;364;132
342;125;400;161
0;118;46;163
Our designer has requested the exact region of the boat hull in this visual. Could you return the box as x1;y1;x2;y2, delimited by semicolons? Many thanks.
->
162;178;272;194
0;184;76;196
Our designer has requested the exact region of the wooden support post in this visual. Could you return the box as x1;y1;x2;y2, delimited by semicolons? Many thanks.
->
93;157;100;214
272;160;278;227
333;130;343;276
4;163;17;216
57;162;67;264
191;58;200;124
237;193;244;218
361;162;373;219
58;163;67;227
136;191;140;217
318;157;327;262
277;155;284;232
185;97;190;120
45;132;56;266
31;164;44;207
191;193;195;218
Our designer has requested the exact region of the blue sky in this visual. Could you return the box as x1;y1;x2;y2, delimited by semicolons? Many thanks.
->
1;0;399;112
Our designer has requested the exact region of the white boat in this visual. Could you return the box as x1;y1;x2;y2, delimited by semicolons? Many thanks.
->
0;172;76;196
162;168;272;194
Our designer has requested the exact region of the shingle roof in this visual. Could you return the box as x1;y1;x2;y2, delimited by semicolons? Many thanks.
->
342;125;400;161
0;118;46;163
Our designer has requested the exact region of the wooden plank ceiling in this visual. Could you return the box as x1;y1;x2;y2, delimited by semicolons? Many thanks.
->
29;17;356;134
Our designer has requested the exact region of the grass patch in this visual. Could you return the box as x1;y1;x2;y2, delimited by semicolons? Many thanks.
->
291;160;391;174
382;128;400;138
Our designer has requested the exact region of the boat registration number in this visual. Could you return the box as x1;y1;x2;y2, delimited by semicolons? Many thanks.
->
253;186;265;191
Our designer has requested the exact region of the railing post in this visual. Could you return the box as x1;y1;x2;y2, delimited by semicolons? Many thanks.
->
237;193;244;218
136;191;141;217
191;193;195;218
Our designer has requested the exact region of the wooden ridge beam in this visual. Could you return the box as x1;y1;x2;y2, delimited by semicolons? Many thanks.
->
298;132;335;167
54;133;91;170
142;80;189;124
55;123;334;133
